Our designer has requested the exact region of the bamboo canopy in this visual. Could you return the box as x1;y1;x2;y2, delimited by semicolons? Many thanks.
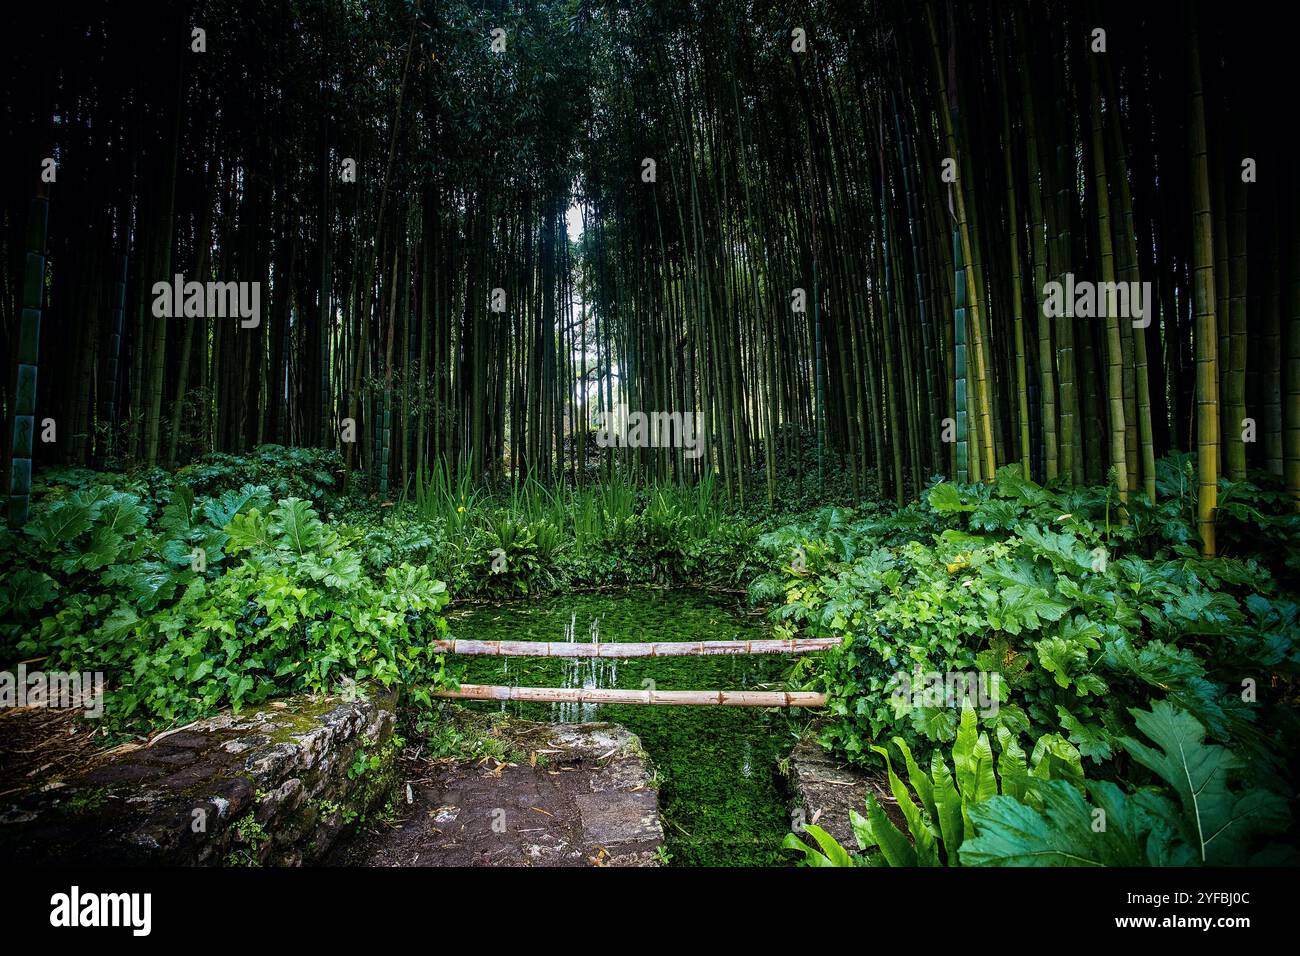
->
430;638;840;658
434;684;827;708
6;1;1284;548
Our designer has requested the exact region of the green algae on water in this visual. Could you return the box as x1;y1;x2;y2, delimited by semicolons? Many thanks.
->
446;588;800;866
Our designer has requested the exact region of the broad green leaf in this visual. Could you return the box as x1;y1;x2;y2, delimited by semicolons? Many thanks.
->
803;824;857;867
930;753;964;859
93;492;147;539
225;509;272;555
160;485;197;534
205;484;271;530
26;499;93;549
1035;637;1089;690
1055;705;1114;762
960;780;1148;867
270;498;324;555
1017;524;1094;575
910;705;958;742
1029;733;1085;791
993;463;1049;505
1121;701;1292;864
3;568;58;614
995;726;1028;802
952;700;979;799
891;736;936;821
98;605;140;642
80;525;126;570
849;808;872;851
874;745;939;866
863;793;916;867
927;483;976;514
967;731;998;806
782;832;839;867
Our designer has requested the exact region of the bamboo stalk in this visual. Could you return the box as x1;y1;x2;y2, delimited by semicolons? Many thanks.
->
434;684;827;707
1188;11;1220;555
430;638;841;658
1089;55;1129;512
927;1;996;482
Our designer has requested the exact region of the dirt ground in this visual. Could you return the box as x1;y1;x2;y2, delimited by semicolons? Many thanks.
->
784;737;904;850
0;703;119;803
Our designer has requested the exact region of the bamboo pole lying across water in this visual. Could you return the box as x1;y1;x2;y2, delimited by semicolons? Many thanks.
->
434;684;828;707
429;637;840;658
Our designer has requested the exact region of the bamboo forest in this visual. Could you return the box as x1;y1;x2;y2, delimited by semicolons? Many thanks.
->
1;0;1298;906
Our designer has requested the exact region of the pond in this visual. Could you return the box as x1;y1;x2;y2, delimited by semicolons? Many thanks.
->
446;588;802;866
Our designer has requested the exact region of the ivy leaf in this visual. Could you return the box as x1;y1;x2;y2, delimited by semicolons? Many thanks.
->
98;605;140;643
910;705;958;742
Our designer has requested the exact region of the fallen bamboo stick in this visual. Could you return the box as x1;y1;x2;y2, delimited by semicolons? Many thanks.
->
429;637;841;658
433;684;827;707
